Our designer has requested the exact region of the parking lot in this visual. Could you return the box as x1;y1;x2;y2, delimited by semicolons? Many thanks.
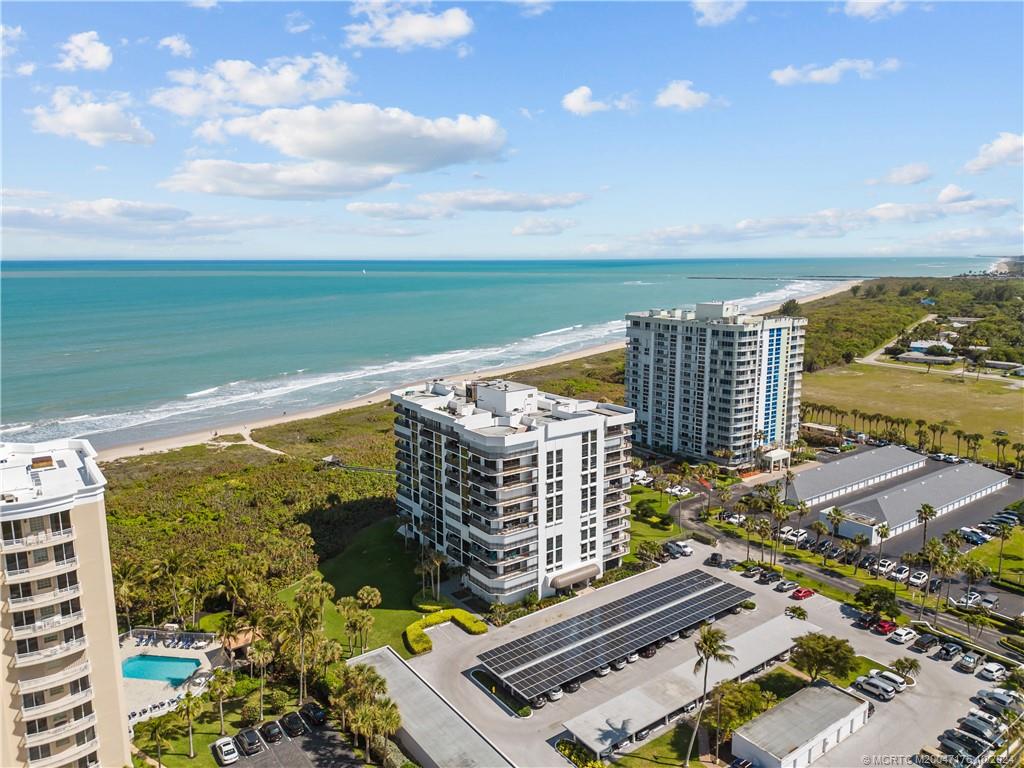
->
212;717;359;767
408;542;1003;767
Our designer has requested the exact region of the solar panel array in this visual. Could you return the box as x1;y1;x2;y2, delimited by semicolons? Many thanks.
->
478;570;753;700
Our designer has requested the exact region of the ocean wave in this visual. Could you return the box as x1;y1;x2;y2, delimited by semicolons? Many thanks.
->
186;387;219;398
622;280;658;286
734;279;833;311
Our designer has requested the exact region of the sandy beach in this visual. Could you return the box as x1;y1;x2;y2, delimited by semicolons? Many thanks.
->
96;279;861;462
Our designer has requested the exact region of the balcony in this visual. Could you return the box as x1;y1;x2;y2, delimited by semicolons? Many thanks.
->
1;527;75;553
22;687;94;719
12;611;85;640
17;660;91;695
468;526;538;549
8;584;81;611
25;713;97;748
4;558;78;584
603;493;627;506
14;637;88;667
27;737;98;768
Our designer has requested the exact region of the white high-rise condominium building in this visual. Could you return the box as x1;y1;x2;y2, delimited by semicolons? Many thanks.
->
1;440;131;768
625;302;806;468
392;380;634;605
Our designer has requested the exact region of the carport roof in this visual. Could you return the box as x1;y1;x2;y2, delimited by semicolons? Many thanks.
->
562;615;821;757
355;646;514;768
786;446;925;503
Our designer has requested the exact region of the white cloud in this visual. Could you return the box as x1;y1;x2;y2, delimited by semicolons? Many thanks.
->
843;1;907;21
654;80;714;111
158;34;193;58
55;31;113;71
15;62;36;76
1;187;51;199
516;1;552;17
285;11;313;34
345;3;473;51
93;164;109;172
4;197;289;241
963;132;1023;174
345;202;451;220
771;57;900;85
347;225;427;238
562;86;633;116
582;243;612;254
1;24;25;57
150;53;352;117
911;227;1021;248
866;162;931;186
936;184;974;204
188;0;219;8
418;188;587;211
512;217;578;236
691;1;747;27
29;87;154;147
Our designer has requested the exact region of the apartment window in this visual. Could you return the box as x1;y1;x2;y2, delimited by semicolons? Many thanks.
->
29;516;46;533
546;535;563;568
33;547;50;565
28;746;51;762
16;638;40;656
9;582;32;600
23;691;45;709
546;495;563;524
70;675;91;695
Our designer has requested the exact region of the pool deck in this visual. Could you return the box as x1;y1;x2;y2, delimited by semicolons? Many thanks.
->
120;639;224;726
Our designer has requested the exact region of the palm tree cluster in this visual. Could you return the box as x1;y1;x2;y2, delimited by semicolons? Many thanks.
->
330;664;401;764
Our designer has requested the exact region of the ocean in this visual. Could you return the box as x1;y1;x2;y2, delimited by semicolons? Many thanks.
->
0;256;986;448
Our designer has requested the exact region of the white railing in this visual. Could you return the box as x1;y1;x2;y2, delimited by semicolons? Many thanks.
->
25;713;97;747
14;636;87;667
22;687;93;719
18;660;91;694
8;583;81;609
12;611;85;639
27;737;97;768
1;527;75;552
4;558;78;582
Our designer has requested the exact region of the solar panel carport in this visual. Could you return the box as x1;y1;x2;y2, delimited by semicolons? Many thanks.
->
477;570;753;701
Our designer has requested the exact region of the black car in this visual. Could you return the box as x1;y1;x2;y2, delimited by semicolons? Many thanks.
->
563;679;581;693
640;645;657;658
937;642;963;660
797;539;813;550
260;721;284;744
945;729;992;758
300;701;327;727
530;696;547;710
654;638;668;648
236;728;263;756
706;552;723;567
854;612;880;630
927;577;945;593
860;554;877;569
911;633;940;652
280;712;307;737
815;539;832;554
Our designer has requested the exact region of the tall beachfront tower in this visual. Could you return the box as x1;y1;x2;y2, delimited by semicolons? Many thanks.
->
1;440;131;768
625;302;806;468
392;380;634;605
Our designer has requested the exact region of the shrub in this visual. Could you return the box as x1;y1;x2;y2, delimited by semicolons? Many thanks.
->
240;702;261;727
516;705;532;717
404;609;488;655
412;589;452;613
231;675;261;699
740;600;756;610
381;738;411;768
690;529;719;547
556;739;598;768
266;689;289;714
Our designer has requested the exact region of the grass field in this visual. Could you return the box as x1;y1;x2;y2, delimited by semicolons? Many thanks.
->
613;722;699;768
279;519;421;659
803;363;1023;462
969;527;1024;583
827;655;892;688
626;486;683;562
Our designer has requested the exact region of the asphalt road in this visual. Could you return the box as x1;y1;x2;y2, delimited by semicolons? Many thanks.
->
213;718;359;768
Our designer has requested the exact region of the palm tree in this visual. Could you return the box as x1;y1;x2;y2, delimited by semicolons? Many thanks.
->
279;600;318;704
178;691;205;759
351;703;376;756
137;715;182;768
429;550;446;599
112;559;139;634
249;640;275;721
755;518;773;563
1012;442;1024;470
935;550;963;622
217;568;245;617
851;534;870;576
208;668;235;736
824;507;845;565
953;429;966;457
890;657;921;683
685;626;737;766
771;507;790;565
875;524;890;578
794;501;810;536
916;504;937;551
372;697;401;761
810;521;829;554
782;469;796;501
217;614;241;671
921;538;944;619
298;575;336;628
152;550;186;624
994;523;1014;580
742;518;757;562
841;539;857;569
962;557;989;601
354;610;375;654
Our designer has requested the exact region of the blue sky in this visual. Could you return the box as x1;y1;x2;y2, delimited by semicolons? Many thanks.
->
1;0;1022;259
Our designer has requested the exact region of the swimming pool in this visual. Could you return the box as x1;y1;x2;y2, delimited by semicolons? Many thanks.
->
122;655;200;686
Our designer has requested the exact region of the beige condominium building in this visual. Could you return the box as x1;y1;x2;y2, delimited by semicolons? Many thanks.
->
1;439;130;768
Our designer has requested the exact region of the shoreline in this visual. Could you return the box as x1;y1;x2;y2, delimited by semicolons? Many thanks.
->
95;278;861;462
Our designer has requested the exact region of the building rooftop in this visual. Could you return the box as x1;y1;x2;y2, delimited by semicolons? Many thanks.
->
734;682;866;760
626;302;805;327
0;439;104;508
786;446;925;503
838;462;1009;528
355;646;514;768
563;615;820;756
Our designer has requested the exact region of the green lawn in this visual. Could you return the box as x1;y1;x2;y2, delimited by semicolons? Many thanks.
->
613;722;699;768
279;519;421;659
756;668;807;700
802;363;1023;463
626;486;684;563
826;655;892;688
197;611;228;633
967;527;1024;584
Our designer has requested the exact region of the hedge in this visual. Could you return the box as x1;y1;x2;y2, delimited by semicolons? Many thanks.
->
990;577;1024;597
404;609;488;655
690;529;719;547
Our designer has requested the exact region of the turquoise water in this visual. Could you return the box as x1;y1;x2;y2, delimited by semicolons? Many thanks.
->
122;655;199;686
0;257;985;447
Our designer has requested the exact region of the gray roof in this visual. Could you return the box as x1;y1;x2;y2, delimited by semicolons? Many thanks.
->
734;683;866;760
563;615;820;756
787;446;925;503
355;647;514;768
839;463;1009;528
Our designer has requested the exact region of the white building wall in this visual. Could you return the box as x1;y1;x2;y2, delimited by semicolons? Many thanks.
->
732;701;869;768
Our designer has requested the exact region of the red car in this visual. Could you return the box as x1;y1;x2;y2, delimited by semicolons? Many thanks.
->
873;620;898;635
791;587;815;600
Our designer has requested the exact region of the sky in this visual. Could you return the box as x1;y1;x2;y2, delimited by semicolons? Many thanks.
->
1;0;1022;260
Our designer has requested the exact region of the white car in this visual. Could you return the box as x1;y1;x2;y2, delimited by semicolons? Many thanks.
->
676;543;694;557
890;627;918;644
908;571;929;588
968;708;1008;734
869;668;907;692
725;513;746;525
789;528;808;543
874;559;895;576
980;662;1008;681
779;526;794;541
952;592;983;609
890;565;911;583
214;737;239;766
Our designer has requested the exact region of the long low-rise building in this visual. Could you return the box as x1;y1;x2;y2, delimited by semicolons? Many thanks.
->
732;681;870;768
785;445;926;506
822;462;1010;545
562;615;820;759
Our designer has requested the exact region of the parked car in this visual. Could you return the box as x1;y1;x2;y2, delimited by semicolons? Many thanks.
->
855;612;880;630
940;730;989;759
728;759;754;768
775;580;800;592
236;729;262;756
869;669;907;692
952;592;983;609
977;689;1024;715
634;727;651;741
640;645;657;659
935;641;962;659
968;708;1008;734
791;587;815;600
980;662;1007;681
854;676;895;701
937;732;980;762
890;627;918;644
663;542;681;559
259;721;284;744
908;571;929;588
959;717;1004;748
610;659;625;671
956;653;981;673
874;559;895;576
743;566;763;578
667;631;680;642
531;696;547;709
706;553;724;567
547;686;564;702
873;620;898;635
214;737;239;766
778;526;794;541
980;596;1000;612
859;554;877;570
758;571;783;585
300;701;327;727
563;679;582;693
666;541;693;557
911;633;940;652
890;566;911;583
626;652;639;663
280;712;307;737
